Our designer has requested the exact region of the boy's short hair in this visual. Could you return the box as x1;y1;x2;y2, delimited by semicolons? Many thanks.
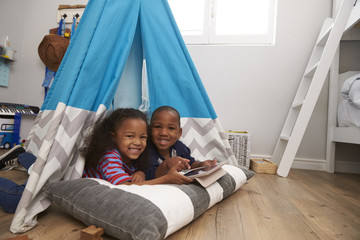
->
150;106;181;126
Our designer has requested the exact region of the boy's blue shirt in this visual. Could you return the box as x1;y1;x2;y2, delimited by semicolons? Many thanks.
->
146;140;196;180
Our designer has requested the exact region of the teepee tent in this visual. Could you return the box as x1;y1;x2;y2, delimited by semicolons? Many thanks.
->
11;0;237;232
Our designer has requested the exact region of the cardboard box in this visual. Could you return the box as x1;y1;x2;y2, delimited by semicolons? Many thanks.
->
250;159;277;174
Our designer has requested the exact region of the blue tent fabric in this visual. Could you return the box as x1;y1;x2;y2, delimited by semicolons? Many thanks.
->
11;0;236;233
42;0;216;118
140;0;217;118
43;0;138;112
113;21;144;109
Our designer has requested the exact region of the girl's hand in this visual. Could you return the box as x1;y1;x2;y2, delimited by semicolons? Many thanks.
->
165;157;191;171
164;166;193;185
131;171;146;183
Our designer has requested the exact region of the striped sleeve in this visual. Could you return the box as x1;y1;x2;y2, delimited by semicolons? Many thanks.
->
99;150;132;185
83;166;104;180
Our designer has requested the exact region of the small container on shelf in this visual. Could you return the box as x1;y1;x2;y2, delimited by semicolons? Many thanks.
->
3;48;16;60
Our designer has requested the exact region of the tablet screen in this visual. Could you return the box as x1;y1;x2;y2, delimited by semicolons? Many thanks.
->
183;162;225;178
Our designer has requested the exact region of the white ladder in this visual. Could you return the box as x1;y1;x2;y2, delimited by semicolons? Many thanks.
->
272;0;355;177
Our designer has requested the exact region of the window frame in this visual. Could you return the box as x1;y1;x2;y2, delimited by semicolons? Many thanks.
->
169;0;278;45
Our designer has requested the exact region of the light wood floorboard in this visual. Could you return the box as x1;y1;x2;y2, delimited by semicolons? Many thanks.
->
0;167;359;240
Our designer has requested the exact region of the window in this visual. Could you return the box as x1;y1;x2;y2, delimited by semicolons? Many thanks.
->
168;0;277;45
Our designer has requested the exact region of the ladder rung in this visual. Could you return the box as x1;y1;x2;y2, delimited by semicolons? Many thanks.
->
304;62;319;78
292;101;303;109
280;135;289;141
345;1;360;32
316;21;334;46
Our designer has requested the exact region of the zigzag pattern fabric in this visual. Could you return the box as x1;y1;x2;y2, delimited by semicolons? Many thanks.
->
181;118;237;165
10;0;237;233
11;104;107;232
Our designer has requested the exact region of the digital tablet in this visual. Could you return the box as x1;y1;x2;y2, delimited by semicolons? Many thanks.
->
181;162;226;179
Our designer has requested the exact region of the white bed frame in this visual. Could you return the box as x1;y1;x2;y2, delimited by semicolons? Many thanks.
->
326;0;360;173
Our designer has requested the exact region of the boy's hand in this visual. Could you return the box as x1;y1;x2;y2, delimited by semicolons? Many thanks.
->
165;166;193;184
200;159;217;167
166;156;191;171
131;171;146;183
191;159;217;169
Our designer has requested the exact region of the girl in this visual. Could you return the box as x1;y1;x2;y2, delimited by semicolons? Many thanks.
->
82;108;192;185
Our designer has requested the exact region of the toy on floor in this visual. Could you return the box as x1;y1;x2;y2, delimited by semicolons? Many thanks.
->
81;225;104;240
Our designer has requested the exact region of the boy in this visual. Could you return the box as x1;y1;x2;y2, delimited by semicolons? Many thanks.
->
0;146;36;213
146;106;217;180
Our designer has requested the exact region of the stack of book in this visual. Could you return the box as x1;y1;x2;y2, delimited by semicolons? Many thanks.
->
224;131;251;168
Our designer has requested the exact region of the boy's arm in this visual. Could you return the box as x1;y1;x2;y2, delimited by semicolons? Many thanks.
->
171;140;196;167
190;161;204;169
155;161;171;178
154;157;190;178
146;141;192;179
190;159;217;169
174;141;217;169
145;148;163;180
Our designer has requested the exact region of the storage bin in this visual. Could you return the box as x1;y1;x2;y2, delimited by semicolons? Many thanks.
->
250;158;277;174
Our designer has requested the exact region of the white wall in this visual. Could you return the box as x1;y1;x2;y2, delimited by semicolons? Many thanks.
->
189;0;332;169
0;0;88;141
0;0;336;170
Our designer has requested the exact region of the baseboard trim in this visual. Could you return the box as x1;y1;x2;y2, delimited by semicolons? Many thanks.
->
250;155;360;174
335;161;360;174
292;158;327;171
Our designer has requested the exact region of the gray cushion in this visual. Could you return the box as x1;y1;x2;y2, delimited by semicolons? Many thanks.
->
44;164;251;240
238;165;256;179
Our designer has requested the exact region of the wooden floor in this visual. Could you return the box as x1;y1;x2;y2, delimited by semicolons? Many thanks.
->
0;168;359;240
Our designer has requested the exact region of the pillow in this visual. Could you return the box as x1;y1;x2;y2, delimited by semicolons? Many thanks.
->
238;165;255;179
44;164;253;240
341;74;360;108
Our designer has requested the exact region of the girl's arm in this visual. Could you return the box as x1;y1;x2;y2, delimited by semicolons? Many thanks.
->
99;152;133;185
131;171;146;182
124;166;193;185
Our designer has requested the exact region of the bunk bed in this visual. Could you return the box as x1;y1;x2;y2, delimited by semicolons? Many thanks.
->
326;0;360;173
